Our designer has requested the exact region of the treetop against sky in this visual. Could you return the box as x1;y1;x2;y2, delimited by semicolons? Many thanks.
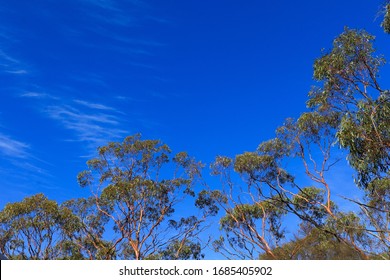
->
0;0;390;260
0;0;387;207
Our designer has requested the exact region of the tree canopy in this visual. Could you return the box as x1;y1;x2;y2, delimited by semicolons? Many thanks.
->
77;134;213;260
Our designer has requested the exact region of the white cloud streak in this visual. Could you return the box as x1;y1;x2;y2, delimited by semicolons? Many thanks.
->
0;49;19;65
0;49;29;75
18;87;129;152
45;100;128;149
0;133;30;158
5;69;28;75
73;99;115;111
21;92;58;99
78;0;141;27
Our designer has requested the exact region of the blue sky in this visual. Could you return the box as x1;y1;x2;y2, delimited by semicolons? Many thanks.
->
0;1;389;214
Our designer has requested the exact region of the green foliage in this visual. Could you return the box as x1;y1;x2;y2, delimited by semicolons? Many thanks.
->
59;197;112;259
77;134;210;260
337;92;390;188
258;138;291;159
292;187;330;224
234;153;279;183
306;27;390;191
260;224;364;260
381;4;390;33
0;194;78;259
195;190;221;216
210;156;233;176
146;240;203;260
312;27;382;84
297;112;340;139
220;199;286;238
308;28;384;111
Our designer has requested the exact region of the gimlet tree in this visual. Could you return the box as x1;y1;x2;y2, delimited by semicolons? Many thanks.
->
308;27;390;258
0;194;79;259
207;27;390;259
77;134;213;260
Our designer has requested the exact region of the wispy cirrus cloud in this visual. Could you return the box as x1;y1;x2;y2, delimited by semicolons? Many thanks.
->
79;0;150;14
0;124;55;199
20;92;58;99
80;0;120;11
0;133;30;159
77;0;146;27
5;69;28;75
47;104;119;126
0;18;30;75
0;49;29;75
19;87;130;152
43;98;128;150
8;76;152;158
0;49;19;65
73;0;166;51
73;99;116;111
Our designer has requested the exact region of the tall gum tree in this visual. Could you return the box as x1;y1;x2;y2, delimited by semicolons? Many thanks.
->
208;111;369;259
308;27;390;258
0;194;80;259
208;27;390;259
77;134;214;260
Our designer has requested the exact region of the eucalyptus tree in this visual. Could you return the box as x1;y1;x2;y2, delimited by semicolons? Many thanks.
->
77;134;213;260
207;110;369;259
382;2;390;33
259;222;364;260
308;27;390;258
207;153;289;259
0;194;78;259
207;27;390;259
58;197;112;259
308;28;389;190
